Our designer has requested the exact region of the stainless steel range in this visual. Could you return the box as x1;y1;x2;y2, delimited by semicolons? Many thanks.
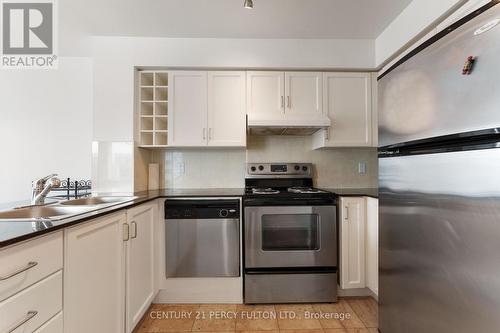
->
243;163;337;304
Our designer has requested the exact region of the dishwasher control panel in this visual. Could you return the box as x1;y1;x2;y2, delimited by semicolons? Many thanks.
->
165;199;240;219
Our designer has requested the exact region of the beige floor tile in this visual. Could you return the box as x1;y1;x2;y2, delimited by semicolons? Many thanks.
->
192;304;237;332
324;329;372;333
147;304;200;332
345;298;378;328
311;303;346;329
275;304;322;330
235;304;279;331
237;331;279;333
280;329;324;333
337;300;365;329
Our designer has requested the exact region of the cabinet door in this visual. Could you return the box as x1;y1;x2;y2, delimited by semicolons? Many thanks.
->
207;71;246;147
284;72;322;118
366;197;379;296
340;197;366;289
168;71;208;146
317;73;372;147
64;213;127;333
126;203;156;333
246;71;284;123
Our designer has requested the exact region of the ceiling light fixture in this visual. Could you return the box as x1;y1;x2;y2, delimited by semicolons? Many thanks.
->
244;0;253;9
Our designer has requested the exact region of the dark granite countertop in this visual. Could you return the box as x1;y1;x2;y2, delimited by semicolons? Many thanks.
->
0;187;377;248
323;188;379;199
0;188;245;248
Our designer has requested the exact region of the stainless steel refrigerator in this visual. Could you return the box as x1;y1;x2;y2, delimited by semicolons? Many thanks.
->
378;2;500;332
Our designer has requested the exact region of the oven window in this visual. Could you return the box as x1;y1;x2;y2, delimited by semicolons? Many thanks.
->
261;214;319;251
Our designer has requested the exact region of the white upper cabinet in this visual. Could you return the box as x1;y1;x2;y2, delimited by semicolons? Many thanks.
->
284;72;323;118
312;72;373;148
168;71;208;146
168;71;246;147
246;71;284;124
247;71;328;128
208;71;246;146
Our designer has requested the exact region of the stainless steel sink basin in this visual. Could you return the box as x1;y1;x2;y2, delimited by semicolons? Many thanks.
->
59;196;138;206
0;206;92;221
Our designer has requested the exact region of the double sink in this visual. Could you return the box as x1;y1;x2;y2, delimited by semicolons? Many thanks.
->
0;196;138;221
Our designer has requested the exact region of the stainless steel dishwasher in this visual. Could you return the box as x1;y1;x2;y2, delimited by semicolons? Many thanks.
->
165;199;240;278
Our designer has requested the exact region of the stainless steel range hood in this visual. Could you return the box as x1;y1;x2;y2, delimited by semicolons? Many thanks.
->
247;116;331;136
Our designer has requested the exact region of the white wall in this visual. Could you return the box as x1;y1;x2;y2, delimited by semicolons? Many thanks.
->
0;58;93;203
375;0;468;67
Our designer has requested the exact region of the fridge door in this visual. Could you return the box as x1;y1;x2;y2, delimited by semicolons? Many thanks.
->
379;147;500;333
378;4;500;147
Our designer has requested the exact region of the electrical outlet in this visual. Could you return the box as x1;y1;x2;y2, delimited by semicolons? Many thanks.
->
358;162;367;175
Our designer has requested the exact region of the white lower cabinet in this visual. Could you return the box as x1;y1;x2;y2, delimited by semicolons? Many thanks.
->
33;311;63;333
64;212;127;333
0;271;62;333
366;197;379;296
64;202;157;333
339;196;379;296
339;197;366;289
126;203;157;333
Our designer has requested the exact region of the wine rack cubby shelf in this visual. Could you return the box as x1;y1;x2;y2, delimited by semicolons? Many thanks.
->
138;71;169;147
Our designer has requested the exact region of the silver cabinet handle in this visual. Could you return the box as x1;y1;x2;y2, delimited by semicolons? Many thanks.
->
345;206;349;221
131;222;137;239
123;223;130;241
208;128;212;140
8;311;38;333
281;96;284;108
325;128;329;140
0;261;38;281
287;96;291;108
203;128;206;140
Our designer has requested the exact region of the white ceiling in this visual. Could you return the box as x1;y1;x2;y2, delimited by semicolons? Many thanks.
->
65;0;412;39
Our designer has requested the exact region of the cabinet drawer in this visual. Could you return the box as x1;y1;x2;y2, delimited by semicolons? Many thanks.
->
33;311;63;333
0;231;63;301
0;270;62;333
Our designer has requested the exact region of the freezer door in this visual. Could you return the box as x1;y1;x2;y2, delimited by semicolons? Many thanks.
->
379;147;500;333
378;4;500;147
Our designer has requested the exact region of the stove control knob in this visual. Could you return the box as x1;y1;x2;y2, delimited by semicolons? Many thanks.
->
258;165;264;171
219;209;229;218
302;166;308;172
294;165;300;171
250;166;256;172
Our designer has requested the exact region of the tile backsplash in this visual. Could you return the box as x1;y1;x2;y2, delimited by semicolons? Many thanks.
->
150;136;378;189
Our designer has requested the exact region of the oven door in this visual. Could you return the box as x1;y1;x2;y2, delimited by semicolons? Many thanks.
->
245;205;336;268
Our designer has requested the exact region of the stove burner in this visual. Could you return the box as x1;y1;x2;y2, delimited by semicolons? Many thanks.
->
288;187;323;194
252;188;280;195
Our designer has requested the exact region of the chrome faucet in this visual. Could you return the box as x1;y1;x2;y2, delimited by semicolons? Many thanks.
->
31;174;61;205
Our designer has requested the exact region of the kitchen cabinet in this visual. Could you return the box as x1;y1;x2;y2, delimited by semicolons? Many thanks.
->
246;71;284;122
207;71;246;146
339;196;379;295
339;197;366;289
126;203;157;333
366;197;379;296
312;73;373;148
168;70;246;147
64;202;158;333
64;212;127;333
168;71;208;146
284;72;323;118
0;232;63;333
247;71;325;126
